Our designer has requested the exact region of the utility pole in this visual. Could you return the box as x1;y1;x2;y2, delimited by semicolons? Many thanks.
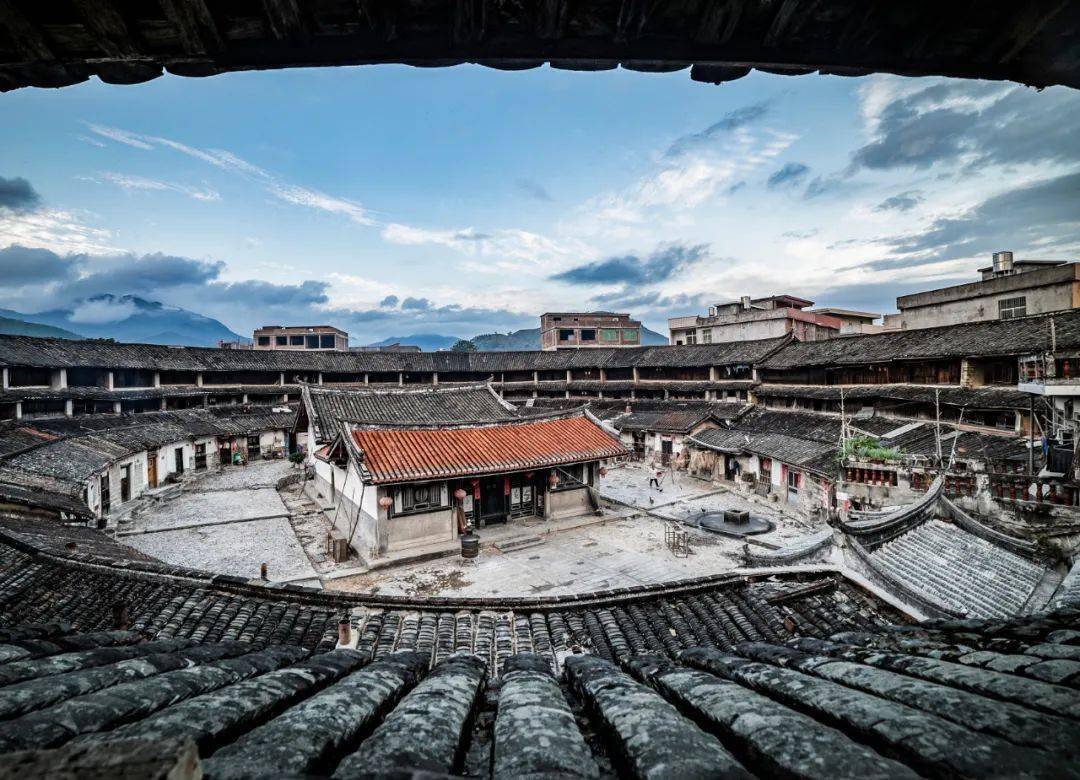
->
934;388;942;466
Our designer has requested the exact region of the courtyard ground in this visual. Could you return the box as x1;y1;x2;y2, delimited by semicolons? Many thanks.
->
325;462;823;597
117;460;822;596
122;460;319;584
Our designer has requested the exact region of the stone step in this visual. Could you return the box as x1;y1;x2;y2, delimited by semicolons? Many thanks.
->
494;535;546;554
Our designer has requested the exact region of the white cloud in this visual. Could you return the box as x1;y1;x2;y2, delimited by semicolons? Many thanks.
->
270;183;372;225
69;297;138;323
85;122;375;225
0;207;116;255
99;172;221;202
85;123;154;150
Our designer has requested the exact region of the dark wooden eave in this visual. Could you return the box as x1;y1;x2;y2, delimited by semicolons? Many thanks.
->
0;0;1076;93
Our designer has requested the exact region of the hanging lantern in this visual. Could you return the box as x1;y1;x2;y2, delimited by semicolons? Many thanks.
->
378;495;393;512
453;488;467;502
549;471;559;489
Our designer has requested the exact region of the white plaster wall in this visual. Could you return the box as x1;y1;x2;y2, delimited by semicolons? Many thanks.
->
157;440;196;481
546;486;591;520
888;284;1074;329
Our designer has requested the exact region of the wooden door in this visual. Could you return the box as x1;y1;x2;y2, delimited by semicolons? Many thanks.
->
147;455;158;488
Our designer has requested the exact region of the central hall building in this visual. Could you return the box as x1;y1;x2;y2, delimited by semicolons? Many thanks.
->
297;383;627;560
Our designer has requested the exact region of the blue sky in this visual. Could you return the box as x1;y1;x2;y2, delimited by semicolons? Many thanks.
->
1;65;1078;342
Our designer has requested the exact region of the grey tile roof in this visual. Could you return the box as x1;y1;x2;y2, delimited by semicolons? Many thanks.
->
0;500;1073;777
756;383;1033;410
0;334;789;372
301;383;515;442
759;309;1080;369
0;587;1072;777
0;408;298;513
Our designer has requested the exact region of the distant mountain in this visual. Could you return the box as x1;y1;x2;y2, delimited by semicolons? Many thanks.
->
364;334;460;352
0;294;245;347
0;315;83;340
471;326;668;351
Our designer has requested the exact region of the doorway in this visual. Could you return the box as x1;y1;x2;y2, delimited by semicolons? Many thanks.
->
99;474;110;515
120;464;131;503
147;455;158;488
480;476;506;524
174;447;185;475
194;442;207;470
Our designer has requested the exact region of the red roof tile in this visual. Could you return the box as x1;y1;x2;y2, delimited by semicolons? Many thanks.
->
352;415;627;483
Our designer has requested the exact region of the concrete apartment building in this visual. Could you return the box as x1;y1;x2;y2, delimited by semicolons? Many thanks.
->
884;252;1080;331
253;325;349;351
540;312;642;351
668;295;878;345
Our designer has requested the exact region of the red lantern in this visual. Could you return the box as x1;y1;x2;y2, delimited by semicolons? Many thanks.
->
504;476;511;496
454;488;467;501
378;496;393;511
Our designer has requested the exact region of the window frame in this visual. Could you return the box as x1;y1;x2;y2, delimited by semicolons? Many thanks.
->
998;296;1027;320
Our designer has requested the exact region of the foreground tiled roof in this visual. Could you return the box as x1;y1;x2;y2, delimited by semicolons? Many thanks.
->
0;605;1074;778
759;309;1080;369
301;382;516;442
0;503;1075;777
351;413;628;484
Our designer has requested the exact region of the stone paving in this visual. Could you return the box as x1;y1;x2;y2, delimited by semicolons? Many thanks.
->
129;515;317;582
124;460;317;583
599;462;712;507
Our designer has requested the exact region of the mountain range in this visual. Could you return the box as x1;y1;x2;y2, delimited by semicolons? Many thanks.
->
0;296;669;351
0;294;245;347
370;326;668;351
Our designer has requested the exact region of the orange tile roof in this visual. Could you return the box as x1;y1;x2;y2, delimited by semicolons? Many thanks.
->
351;415;627;484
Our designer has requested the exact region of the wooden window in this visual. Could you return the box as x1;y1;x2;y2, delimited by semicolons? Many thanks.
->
787;469;800;495
396;482;448;514
275;335;287;346
320;334;335;348
290;335;304;345
623;329;639;342
256;336;270;346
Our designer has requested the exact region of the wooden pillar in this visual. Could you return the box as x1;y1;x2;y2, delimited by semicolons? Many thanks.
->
432;372;439;385
64;399;73;417
153;371;161;388
107;371;115;390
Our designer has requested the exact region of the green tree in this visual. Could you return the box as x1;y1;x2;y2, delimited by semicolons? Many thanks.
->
451;339;477;353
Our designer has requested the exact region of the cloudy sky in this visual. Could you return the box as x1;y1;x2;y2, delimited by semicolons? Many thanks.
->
1;65;1078;342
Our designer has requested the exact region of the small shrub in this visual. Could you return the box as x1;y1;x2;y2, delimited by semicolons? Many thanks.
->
838;436;902;463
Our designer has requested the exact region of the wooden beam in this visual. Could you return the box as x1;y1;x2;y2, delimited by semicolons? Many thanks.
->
694;0;731;44
763;0;801;48
996;1;1068;64
615;0;652;43
159;0;222;56
262;0;309;44
355;0;397;42
0;0;57;60
71;0;137;58
536;0;570;40
452;0;486;46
